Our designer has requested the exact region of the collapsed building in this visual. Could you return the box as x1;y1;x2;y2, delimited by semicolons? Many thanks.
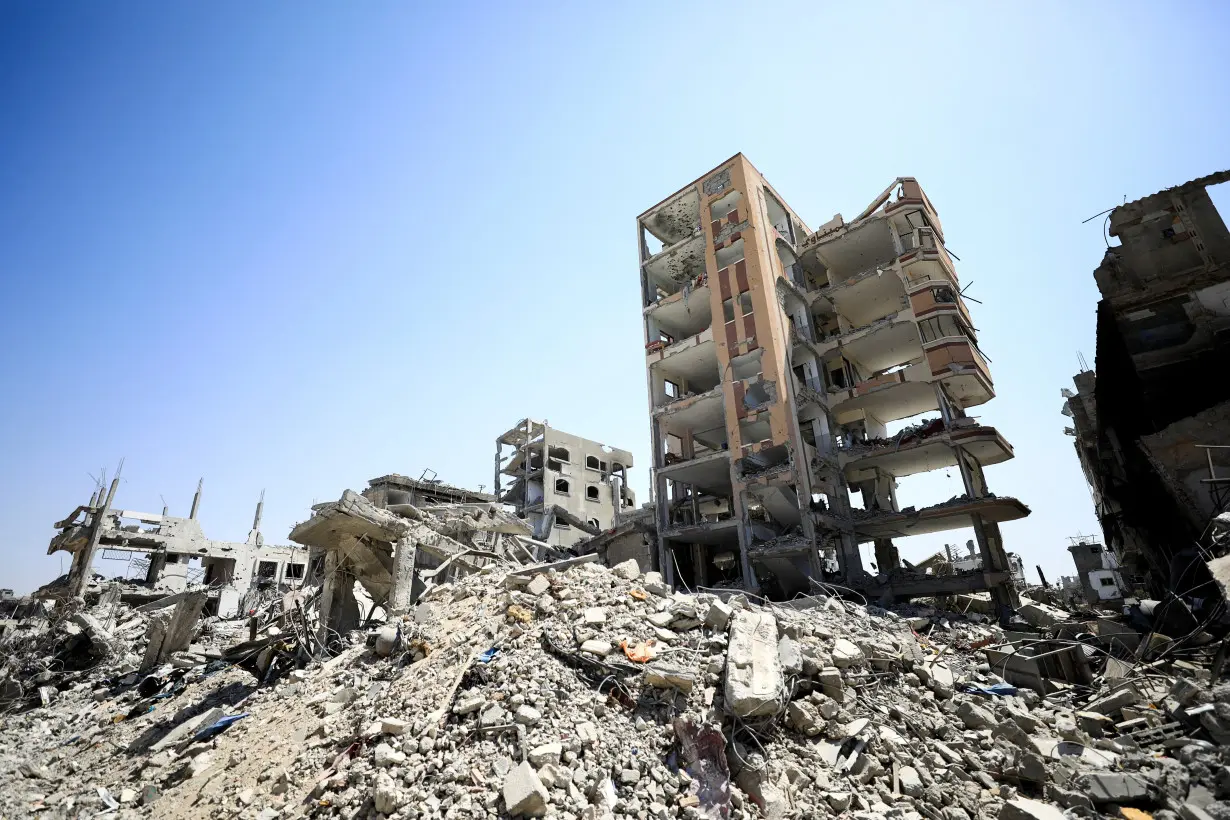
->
1063;170;1230;594
639;154;1027;609
287;472;568;644
494;419;636;547
39;477;306;617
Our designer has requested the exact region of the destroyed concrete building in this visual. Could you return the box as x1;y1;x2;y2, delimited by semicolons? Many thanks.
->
639;154;1027;607
288;472;570;645
1063;170;1230;593
494;419;636;547
1066;535;1128;606
41;478;306;617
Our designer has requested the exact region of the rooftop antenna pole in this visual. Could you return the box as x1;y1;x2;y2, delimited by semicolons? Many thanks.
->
189;477;203;520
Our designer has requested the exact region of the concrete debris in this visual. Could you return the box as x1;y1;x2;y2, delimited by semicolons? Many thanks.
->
8;522;1230;820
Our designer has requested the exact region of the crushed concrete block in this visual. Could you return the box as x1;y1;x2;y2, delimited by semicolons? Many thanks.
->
817;667;844;703
379;717;409;735
1085;687;1139;716
583;608;606;626
999;798;1068;820
957;700;996;730
454;693;485;715
611;559;640;580
645;664;695;693
527;575;550;597
831;638;864;668
503;761;549;817
1017;600;1070;629
777;637;803;675
643;572;670;597
724;610;784;718
514;705;542;726
1079;771;1152;804
528;742;562;767
580;639;612;656
897;765;923;797
705;600;733;631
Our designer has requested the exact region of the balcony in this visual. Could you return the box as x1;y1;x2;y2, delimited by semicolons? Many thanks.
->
658;450;733;496
643;232;706;305
815;313;919;371
648;327;721;409
852;495;1031;542
840;424;1015;483
923;338;995;408
654;386;727;447
645;276;712;339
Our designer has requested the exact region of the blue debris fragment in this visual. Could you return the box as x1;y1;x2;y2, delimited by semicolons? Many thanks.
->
193;713;250;742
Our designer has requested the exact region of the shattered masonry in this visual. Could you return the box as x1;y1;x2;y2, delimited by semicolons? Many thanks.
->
639;154;1026;609
5;535;1230;820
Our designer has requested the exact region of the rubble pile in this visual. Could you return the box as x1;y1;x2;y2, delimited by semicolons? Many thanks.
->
5;541;1230;819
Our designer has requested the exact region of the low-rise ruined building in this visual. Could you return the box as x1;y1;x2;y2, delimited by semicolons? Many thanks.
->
638;154;1026;607
42;479;306;617
1064;170;1230;593
494;419;636;547
1066;535;1128;605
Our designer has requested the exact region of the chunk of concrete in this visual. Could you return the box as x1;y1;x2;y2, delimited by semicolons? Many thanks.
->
957;700;996;730
1017;600;1070;629
611;559;640;581
528;742;562;767
831;638;864;668
705;600;733;631
777;637;803;675
1086;686;1139;716
817;667;844;704
642;572;670;597
503;761;549;817
580;639;612;657
645;664;695;693
526;575;550;597
1080;771;1151;804
999;798;1068;820
898;765;923;797
724;611;784;717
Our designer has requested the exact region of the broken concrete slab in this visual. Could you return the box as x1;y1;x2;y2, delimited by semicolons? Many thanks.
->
725;610;783;717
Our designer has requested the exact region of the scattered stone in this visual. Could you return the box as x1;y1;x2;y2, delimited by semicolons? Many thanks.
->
503;761;549;817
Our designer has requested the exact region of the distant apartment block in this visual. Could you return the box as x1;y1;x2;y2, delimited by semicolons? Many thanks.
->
638;154;1025;607
494;419;635;547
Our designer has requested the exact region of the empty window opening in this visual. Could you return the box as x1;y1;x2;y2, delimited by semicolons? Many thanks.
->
555;479;570;495
1099;576;1116;587
285;563;305;580
744;380;773;409
723;298;735;323
731;348;763;381
664;379;681;399
586;485;600;501
641;224;665;258
918;314;974;344
738;416;772;445
549;446;571;463
587;518;601;529
600;460;608;471
709;190;742;221
612;462;624;472
738;291;754;316
257;561;277;579
586;455;601;470
933;286;956;304
716;238;745;269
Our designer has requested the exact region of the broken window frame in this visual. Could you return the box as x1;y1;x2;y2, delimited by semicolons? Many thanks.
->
585;485;600;501
554;478;570;495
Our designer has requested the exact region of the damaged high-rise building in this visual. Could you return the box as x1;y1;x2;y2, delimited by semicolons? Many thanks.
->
494;419;636;547
1063;170;1230;595
639;154;1026;608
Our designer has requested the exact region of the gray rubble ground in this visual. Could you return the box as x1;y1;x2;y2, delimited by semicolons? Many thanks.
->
3;559;1230;820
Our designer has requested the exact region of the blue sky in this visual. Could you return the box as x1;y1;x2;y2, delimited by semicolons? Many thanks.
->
2;2;1228;594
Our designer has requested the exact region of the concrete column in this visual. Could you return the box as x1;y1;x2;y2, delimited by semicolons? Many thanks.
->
68;476;120;597
145;552;167;584
730;479;758;594
388;536;417;614
873;538;900;572
317;549;340;647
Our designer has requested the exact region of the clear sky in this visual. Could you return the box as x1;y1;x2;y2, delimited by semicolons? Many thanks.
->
2;2;1228;594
